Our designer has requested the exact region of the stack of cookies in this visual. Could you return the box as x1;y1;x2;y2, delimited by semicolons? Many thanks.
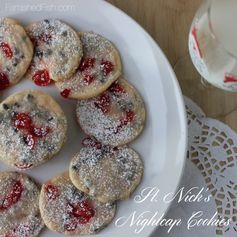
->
0;18;146;236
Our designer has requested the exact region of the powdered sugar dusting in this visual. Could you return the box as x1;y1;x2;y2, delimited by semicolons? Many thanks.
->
0;91;67;169
26;19;82;81
76;79;145;146
56;32;121;98
0;18;33;84
70;143;143;202
0;172;44;237
40;173;116;235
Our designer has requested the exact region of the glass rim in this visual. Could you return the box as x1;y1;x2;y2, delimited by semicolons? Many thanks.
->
207;0;237;60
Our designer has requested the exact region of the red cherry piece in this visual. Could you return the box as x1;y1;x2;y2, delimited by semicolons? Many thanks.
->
60;89;71;98
44;184;60;201
14;163;33;169
72;200;95;224
224;74;237;83
0;72;10;90
79;58;96;72
83;74;95;85
0;181;23;211
100;60;114;76
30;34;52;46
23;134;35;150
0;42;13;58
32;126;50;138
121;111;135;126
14;113;32;130
94;93;111;114
114;111;135;134
65;200;95;231
109;81;126;94
82;137;102;149
32;69;52;86
30;36;38;46
192;27;202;58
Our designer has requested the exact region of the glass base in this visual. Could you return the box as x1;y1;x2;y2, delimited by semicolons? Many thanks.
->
174;54;237;118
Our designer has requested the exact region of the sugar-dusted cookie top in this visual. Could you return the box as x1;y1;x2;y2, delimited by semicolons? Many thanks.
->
56;32;122;99
26;19;82;84
39;172;116;235
70;137;144;203
0;172;44;237
0;17;33;90
0;90;67;169
77;78;146;146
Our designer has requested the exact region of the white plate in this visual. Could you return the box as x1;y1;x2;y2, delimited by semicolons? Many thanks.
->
0;0;187;236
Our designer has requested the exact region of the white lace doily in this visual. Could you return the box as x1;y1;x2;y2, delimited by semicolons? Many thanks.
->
151;97;237;237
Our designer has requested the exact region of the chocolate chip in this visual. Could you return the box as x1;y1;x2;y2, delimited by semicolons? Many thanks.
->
118;156;127;165
59;51;66;58
14;102;20;108
72;165;79;170
62;31;68;37
44;19;50;24
14;47;19;55
101;146;110;155
126;172;135;181
12;58;20;67
45;49;52;56
27;94;34;101
35;49;43;59
72;187;84;200
2;104;9;110
20;54;25;59
6;67;10;72
22;136;28;145
47;116;54;122
99;75;105;83
118;100;134;111
94;227;103;233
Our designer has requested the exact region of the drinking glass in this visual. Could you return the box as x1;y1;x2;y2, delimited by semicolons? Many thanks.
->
175;0;237;117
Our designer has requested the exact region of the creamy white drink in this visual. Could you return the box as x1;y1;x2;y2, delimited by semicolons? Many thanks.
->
189;0;237;91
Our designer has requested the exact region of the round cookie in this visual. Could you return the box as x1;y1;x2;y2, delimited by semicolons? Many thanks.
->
69;137;144;203
0;90;67;169
26;19;82;85
76;78;146;146
39;172;116;235
0;17;33;90
0;172;44;237
55;32;122;99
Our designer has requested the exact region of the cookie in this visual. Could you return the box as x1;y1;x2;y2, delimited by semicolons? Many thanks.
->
0;172;44;237
76;78;146;146
55;32;122;99
69;137;144;203
26;19;82;85
0;17;33;90
39;172;116;235
0;90;67;169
